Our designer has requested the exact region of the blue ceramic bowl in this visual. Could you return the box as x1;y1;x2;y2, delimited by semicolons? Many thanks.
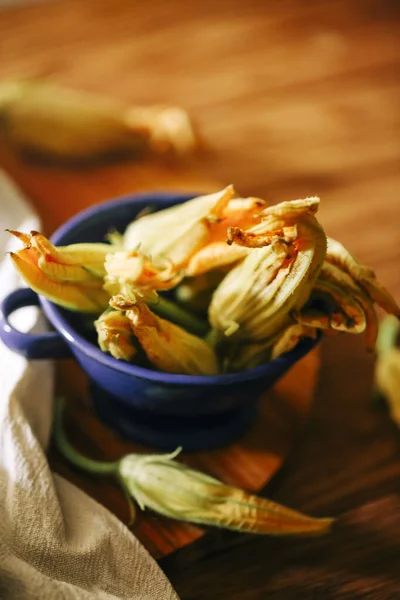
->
0;192;319;451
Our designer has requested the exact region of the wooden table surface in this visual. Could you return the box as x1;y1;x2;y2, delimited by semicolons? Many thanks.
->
1;0;400;598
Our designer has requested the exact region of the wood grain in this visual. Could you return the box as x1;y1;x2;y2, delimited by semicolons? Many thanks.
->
1;0;400;595
163;495;400;599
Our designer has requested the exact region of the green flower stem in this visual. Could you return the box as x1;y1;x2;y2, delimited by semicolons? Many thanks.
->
150;295;208;336
204;328;222;347
376;316;400;356
53;397;118;476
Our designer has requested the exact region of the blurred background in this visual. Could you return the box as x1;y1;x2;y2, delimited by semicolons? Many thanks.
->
0;0;399;288
1;1;400;590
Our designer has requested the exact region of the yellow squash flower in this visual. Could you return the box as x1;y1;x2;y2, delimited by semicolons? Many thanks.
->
326;237;400;318
209;197;327;342
293;250;400;352
8;230;111;312
54;398;334;537
104;250;182;307
375;316;400;428
0;79;197;161
118;448;333;534
94;309;137;361
125;303;218;375
123;187;266;276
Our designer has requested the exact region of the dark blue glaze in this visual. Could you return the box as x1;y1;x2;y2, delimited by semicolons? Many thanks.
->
0;287;72;359
0;192;320;450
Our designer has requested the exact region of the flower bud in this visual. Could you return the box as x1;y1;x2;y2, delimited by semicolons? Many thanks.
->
326;237;400;318
209;198;327;342
10;248;109;313
123;187;266;276
118;449;333;535
8;229;114;281
104;250;182;306
94;309;137;361
126;303;218;375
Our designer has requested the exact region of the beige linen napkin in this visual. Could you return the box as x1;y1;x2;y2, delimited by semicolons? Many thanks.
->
0;172;179;600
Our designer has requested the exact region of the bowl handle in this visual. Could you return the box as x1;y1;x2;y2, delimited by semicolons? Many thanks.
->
0;288;72;359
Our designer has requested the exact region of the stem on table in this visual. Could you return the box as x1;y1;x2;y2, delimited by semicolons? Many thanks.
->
53;397;118;476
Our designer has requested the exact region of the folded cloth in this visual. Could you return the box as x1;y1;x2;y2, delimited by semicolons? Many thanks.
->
0;171;178;600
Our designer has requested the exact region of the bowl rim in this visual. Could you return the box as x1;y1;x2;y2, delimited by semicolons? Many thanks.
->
41;190;318;386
